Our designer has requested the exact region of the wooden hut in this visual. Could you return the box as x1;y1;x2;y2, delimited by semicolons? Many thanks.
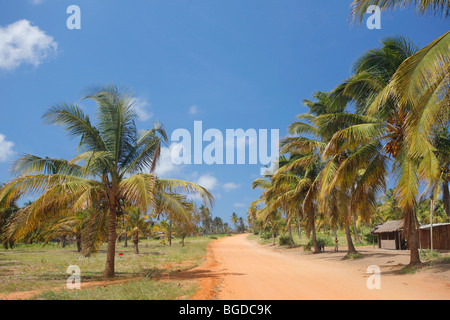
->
419;223;450;250
371;220;407;250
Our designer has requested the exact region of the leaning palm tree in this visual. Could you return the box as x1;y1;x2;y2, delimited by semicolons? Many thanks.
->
350;0;450;219
325;37;432;265
0;85;213;278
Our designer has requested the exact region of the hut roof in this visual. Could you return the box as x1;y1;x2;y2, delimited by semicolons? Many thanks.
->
420;222;450;229
372;220;404;234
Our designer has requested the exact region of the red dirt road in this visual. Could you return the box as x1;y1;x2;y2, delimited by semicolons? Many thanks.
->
191;234;450;300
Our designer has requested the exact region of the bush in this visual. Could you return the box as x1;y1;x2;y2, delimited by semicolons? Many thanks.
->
260;232;272;240
420;249;441;261
364;233;378;244
278;234;291;246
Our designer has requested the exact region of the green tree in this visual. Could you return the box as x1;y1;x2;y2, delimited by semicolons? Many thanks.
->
0;85;213;278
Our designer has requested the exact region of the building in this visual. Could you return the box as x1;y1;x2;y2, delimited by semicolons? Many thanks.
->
372;220;450;251
371;220;407;250
419;223;450;250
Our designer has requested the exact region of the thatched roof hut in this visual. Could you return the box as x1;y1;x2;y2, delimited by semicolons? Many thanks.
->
372;220;403;234
372;220;406;250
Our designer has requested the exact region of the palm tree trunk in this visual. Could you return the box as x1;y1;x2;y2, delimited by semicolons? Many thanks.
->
345;202;357;254
133;231;139;254
76;234;82;252
405;207;421;265
103;198;118;279
443;179;450;217
168;219;172;246
352;214;362;243
61;235;67;248
309;210;320;253
345;223;357;254
288;225;294;247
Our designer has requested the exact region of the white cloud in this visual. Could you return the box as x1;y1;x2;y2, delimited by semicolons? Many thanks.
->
234;203;246;208
189;105;199;115
154;143;181;177
131;98;153;121
196;174;218;191
29;0;45;4
0;19;57;70
0;134;15;162
223;182;240;192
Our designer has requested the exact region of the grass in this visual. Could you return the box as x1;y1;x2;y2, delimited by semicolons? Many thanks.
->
343;252;363;260
33;279;197;300
0;235;222;299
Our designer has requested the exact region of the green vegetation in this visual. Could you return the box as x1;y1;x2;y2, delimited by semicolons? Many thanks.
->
0;236;217;299
249;2;449;266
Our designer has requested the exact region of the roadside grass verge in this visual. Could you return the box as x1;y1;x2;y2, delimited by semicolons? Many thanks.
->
32;278;197;300
0;235;222;299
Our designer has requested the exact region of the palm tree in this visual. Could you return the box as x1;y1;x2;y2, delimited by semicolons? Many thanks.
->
350;0;450;24
350;0;450;218
247;204;258;234
281;89;374;255
325;37;431;264
377;189;403;221
43;210;91;252
231;212;239;232
199;205;212;235
0;85;213;278
123;206;153;254
432;129;450;216
0;184;19;249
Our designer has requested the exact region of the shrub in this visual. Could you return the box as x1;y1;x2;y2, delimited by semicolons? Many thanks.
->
278;234;291;246
420;249;441;261
364;233;378;244
260;232;272;240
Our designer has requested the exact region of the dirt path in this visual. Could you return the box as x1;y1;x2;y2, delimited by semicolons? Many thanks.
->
190;234;450;300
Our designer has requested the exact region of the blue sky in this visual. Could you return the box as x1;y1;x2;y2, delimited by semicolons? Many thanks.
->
0;0;448;224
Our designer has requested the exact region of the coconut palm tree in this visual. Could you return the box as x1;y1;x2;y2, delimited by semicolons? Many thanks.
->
0;184;19;249
350;0;450;217
280;89;374;255
43;210;91;252
350;0;450;24
122;206;153;254
231;212;239;232
0;85;213;278
325;37;433;265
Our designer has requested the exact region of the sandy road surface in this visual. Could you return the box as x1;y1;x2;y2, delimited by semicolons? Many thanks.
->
190;234;449;300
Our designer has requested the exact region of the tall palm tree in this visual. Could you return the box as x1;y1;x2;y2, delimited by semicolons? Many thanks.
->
231;212;239;232
0;85;213;278
281;89;374;255
326;37;431;265
350;0;450;219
